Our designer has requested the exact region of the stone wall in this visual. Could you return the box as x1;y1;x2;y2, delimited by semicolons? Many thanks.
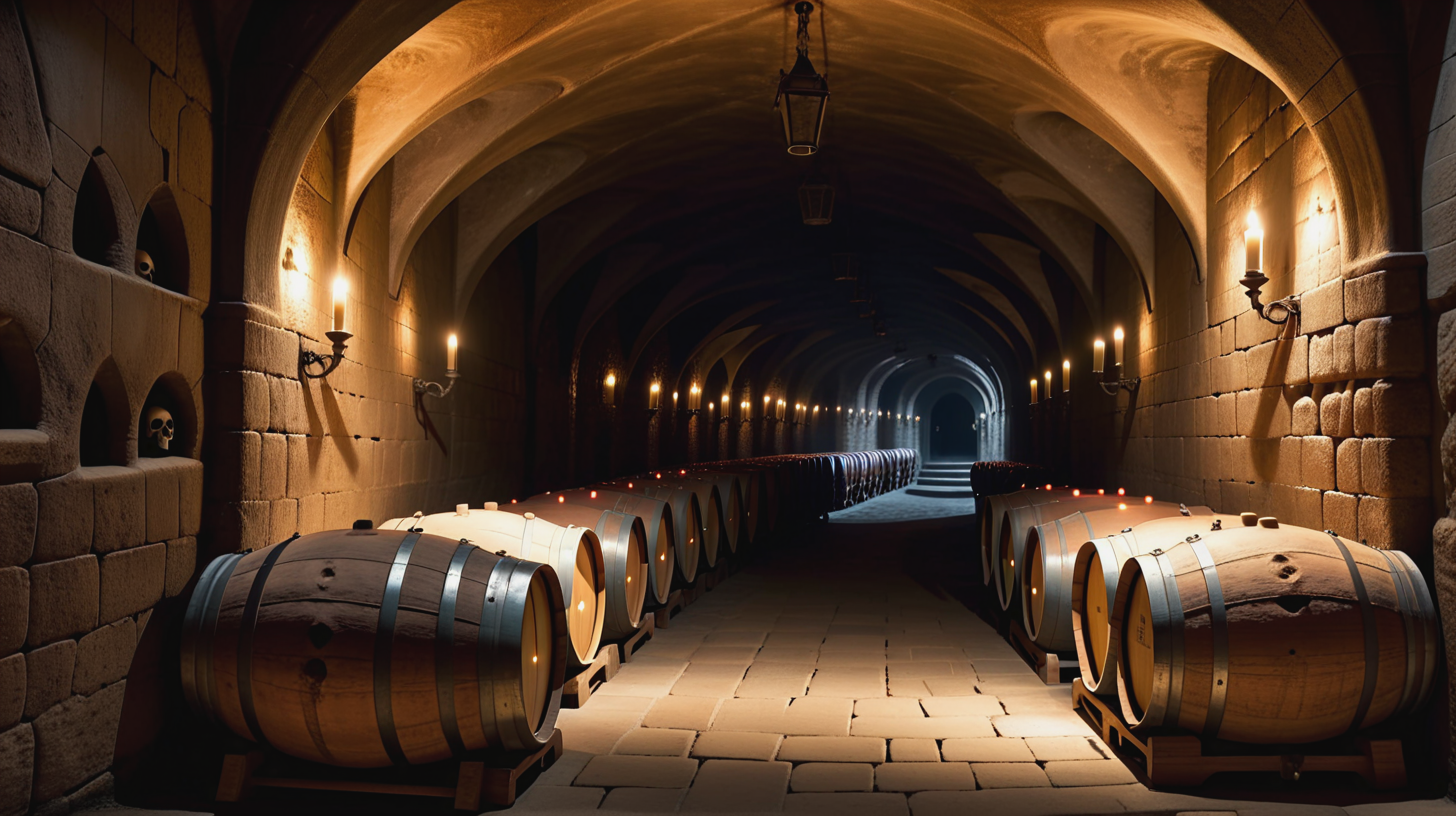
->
1094;55;1436;557
0;0;214;813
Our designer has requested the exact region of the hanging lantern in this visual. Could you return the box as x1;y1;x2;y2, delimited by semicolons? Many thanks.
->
798;180;834;225
774;2;829;156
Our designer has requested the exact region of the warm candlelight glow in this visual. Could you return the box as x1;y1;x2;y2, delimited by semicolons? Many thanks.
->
1045;484;1052;491
446;333;458;372
1072;489;1081;497
1063;359;1070;392
1144;495;1153;504
648;381;661;410
1118;487;1126;496
1118;502;1127;510
604;372;616;406
1029;378;1038;404
590;490;597;498
1093;339;1105;374
1044;370;1052;397
577;601;585;611
1245;209;1263;271
1113;327;1125;368
558;495;565;503
331;275;348;332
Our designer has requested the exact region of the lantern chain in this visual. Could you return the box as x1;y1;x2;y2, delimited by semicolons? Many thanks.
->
796;2;813;58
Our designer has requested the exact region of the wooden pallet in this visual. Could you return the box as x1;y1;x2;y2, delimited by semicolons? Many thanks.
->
1007;620;1078;685
562;643;621;708
215;728;563;810
615;614;654;663
1071;679;1406;790
653;589;686;628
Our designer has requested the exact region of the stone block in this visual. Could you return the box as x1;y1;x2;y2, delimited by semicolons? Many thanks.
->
269;376;307;434
1355;316;1425;379
1334;324;1356;378
1302;436;1336;490
1337;438;1362;494
990;713;1090;737
0;653;20;731
875;762;976;792
211;432;261;501
101;25;162;212
919;697;1004;717
854;697;924;718
148;71;186;155
670;662;747;697
179;459;202;536
178;104;211;204
807;665;884;698
1440;310;1456;413
1292;396;1319;436
26;556;95;647
513;784;602;811
613;728;695;758
23;0;104;150
790;763;875;793
1308;332;1337;384
572;754;698;788
1216;393;1236;435
0;174;40;235
84;466;145;554
1358;496;1431;551
850;716;992;740
133;0;178;73
32;472;94;564
690;731;781;761
1023;737;1105;761
1299;278;1344;334
38;172;73;249
599;787;686;812
1321;388;1353;439
890;738;940;762
0;483;36;568
777;736;886;763
0;0;50;185
260;433;288;501
0;723;33;816
209;370;270;432
24;639;74;718
71;617;134;697
31;682;126;801
136;458;179;542
1345;268;1420;321
1361;438;1431;498
1043;759;1139;787
1323;491;1359;540
969;762;1051;788
1284;333;1309;385
1359;380;1432;438
99;542;165;624
681;759;791;812
164;535;196;598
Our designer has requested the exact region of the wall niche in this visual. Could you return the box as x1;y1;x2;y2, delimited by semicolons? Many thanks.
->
73;158;125;269
135;187;190;295
139;373;196;459
79;359;130;466
0;318;40;429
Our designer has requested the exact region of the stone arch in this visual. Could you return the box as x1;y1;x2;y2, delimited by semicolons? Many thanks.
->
78;357;130;467
73;154;135;271
135;185;191;297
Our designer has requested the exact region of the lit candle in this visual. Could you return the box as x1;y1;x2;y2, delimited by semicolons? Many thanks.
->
1044;370;1052;398
1113;327;1125;368
446;333;458;372
671;390;678;408
1063;359;1070;392
1093;339;1105;374
331;276;348;332
604;372;616;405
649;382;661;410
1030;378;1038;404
1245;210;1263;271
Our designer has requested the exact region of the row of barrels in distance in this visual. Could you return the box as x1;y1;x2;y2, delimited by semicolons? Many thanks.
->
179;449;918;768
980;486;1438;744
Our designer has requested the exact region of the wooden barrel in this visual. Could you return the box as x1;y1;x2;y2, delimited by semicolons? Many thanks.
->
1019;501;1215;652
597;479;702;583
179;529;565;767
648;474;724;571
1070;513;1242;695
980;488;1068;587
529;487;675;606
506;497;648;640
684;472;745;556
994;490;1115;610
381;509;605;669
1110;520;1437;743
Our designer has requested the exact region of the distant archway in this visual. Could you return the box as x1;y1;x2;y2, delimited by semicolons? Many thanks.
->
928;393;977;461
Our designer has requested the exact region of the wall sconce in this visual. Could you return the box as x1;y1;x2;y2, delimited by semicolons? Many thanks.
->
648;382;661;412
720;394;732;424
687;383;702;413
1062;359;1070;393
604;372;617;406
1094;327;1139;396
1239;210;1299;325
776;398;787;422
301;275;353;379
413;332;460;398
740;399;752;425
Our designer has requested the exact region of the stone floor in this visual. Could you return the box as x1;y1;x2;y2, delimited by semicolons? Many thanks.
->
502;489;1456;816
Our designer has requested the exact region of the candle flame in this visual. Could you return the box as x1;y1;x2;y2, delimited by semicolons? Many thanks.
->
332;275;348;300
1072;489;1081;497
1114;327;1124;341
650;382;660;393
577;601;585;611
532;655;538;664
605;373;616;387
1247;210;1262;231
447;333;457;350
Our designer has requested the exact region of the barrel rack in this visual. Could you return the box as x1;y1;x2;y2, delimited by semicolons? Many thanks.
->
215;728;564;810
1070;679;1407;790
1006;620;1079;685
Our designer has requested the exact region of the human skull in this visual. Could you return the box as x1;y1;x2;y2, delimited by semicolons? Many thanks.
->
136;250;154;281
145;406;174;451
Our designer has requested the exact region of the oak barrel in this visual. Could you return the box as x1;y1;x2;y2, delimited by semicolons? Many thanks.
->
381;509;606;669
1018;501;1214;652
506;497;649;640
1069;513;1241;694
993;491;1120;611
598;478;709;580
179;528;565;767
979;488;1068;587
1111;522;1437;743
652;474;726;567
526;487;676;605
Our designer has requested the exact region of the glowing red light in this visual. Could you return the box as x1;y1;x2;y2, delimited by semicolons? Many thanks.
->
1117;488;1125;496
1144;495;1153;504
590;490;598;499
1072;489;1081;497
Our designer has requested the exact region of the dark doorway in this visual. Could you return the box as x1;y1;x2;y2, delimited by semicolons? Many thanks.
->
928;392;977;461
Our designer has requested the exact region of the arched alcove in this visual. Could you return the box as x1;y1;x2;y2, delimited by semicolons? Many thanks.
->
73;158;125;268
138;373;197;459
928;393;978;461
79;359;130;466
0;318;40;429
135;187;191;295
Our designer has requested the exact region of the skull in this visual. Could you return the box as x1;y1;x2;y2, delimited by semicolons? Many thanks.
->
145;406;174;451
135;250;154;281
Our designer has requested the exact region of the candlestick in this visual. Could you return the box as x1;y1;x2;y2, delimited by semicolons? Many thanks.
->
1044;370;1052;398
649;382;661;410
331;276;348;332
1062;359;1070;392
1093;339;1105;374
1113;327;1125;368
1245;210;1263;272
1030;378;1038;404
446;333;458;372
604;373;616;406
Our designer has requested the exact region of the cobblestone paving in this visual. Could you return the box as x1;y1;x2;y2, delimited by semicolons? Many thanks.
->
504;492;1452;815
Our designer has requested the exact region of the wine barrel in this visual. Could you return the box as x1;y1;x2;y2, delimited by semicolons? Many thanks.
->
993;490;1119;610
646;474;724;571
686;472;746;555
528;487;676;606
1019;501;1215;652
381;509;605;669
1070;513;1242;695
1111;520;1437;743
597;479;702;583
505;497;648;640
179;528;565;767
979;488;1068;587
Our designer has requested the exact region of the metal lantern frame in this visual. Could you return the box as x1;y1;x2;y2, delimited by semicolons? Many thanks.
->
774;2;829;156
